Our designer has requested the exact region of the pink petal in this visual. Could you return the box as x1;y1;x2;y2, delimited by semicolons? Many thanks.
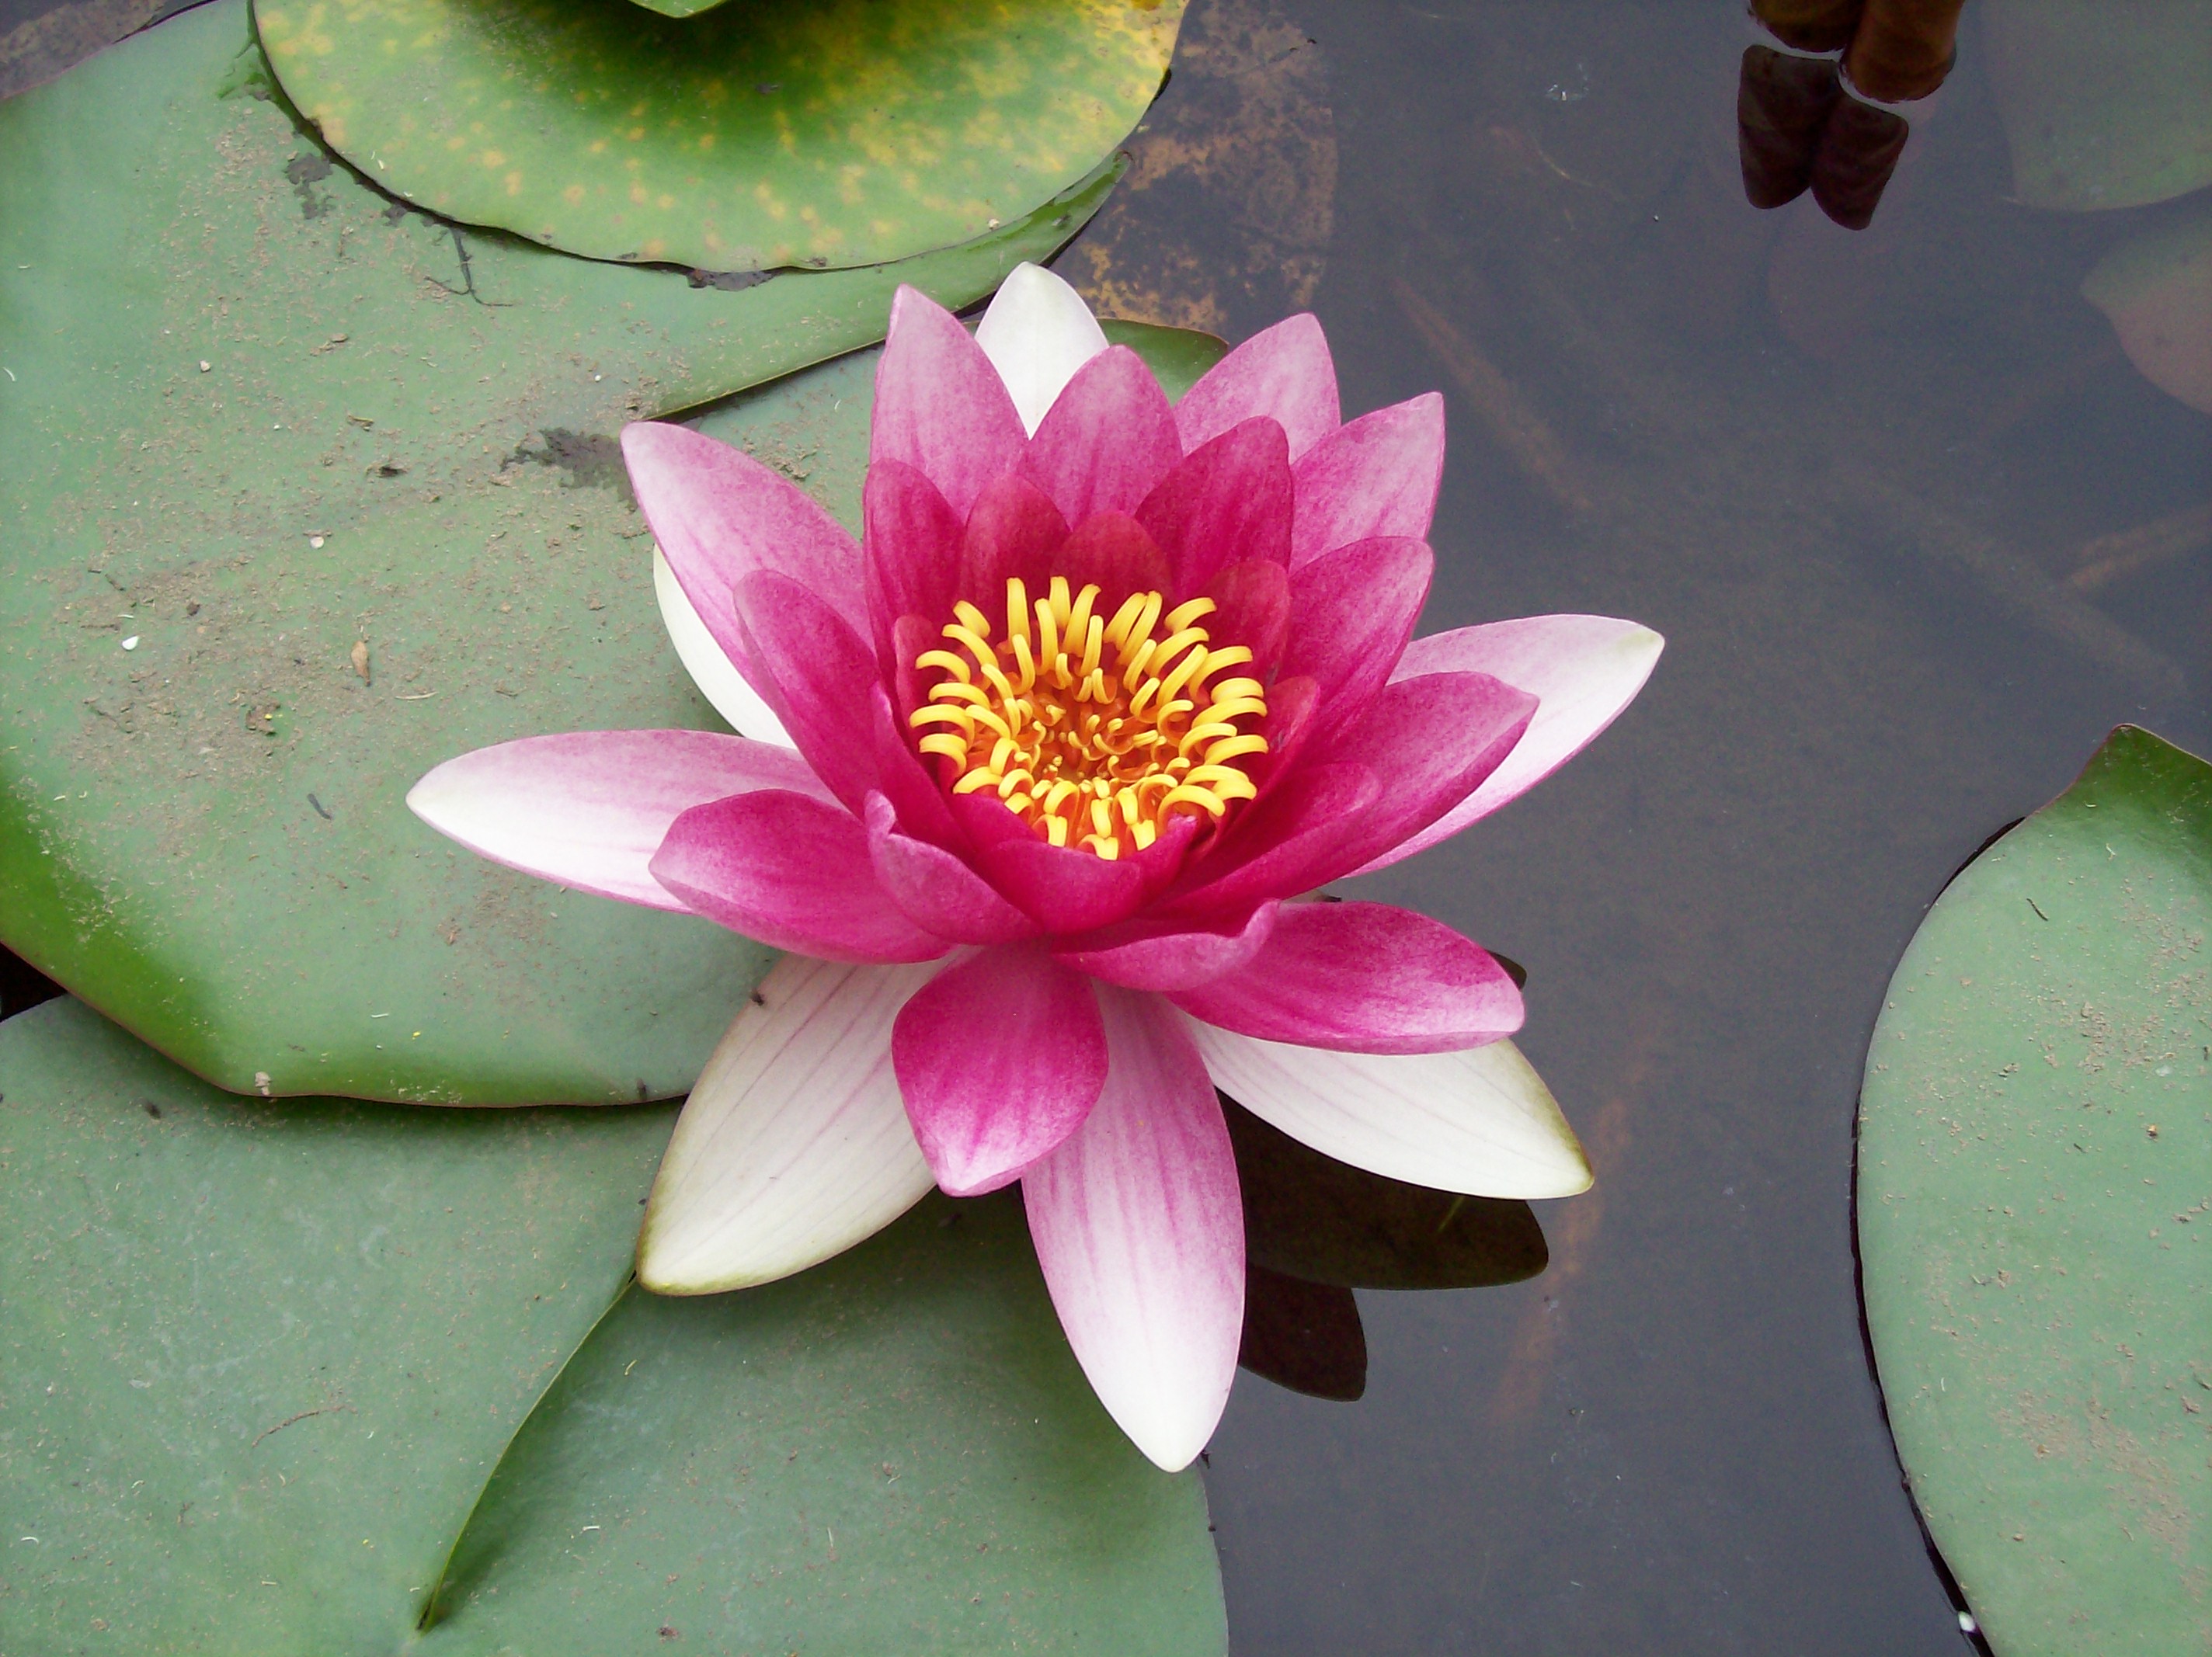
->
1289;394;1445;568
1024;986;1243;1471
1307;670;1538;884
1354;617;1665;872
622;422;864;690
1021;345;1183;527
1054;902;1280;992
952;794;1152;933
865;794;1036;946
868;683;967;852
974;262;1110;436
1171;901;1522;1054
1160;762;1379;919
654;547;795;746
649;790;948;964
872;285;1029;518
892;943;1108;1196
862;460;964;673
1202;558;1292;678
732;570;886;816
407;730;827;912
1135;417;1293;593
1174;314;1341;461
1053;512;1174;606
958;472;1073;601
1281;537;1433;736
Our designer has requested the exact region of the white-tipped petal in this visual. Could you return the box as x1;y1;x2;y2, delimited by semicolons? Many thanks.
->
1355;616;1664;872
639;956;943;1294
975;262;1110;437
654;544;795;747
1182;1019;1593;1199
1024;988;1243;1471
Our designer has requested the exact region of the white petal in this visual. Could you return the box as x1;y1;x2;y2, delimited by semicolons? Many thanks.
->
1181;1018;1593;1199
975;262;1110;437
653;544;795;748
1023;988;1243;1471
1355;617;1663;873
638;955;943;1294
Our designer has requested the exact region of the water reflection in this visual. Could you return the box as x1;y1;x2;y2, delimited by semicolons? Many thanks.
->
1227;1096;1549;1402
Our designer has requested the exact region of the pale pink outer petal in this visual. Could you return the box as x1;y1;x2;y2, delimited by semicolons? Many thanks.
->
1289;394;1445;568
652;546;795;746
1024;986;1244;1471
1174;314;1343;460
638;956;944;1294
1170;901;1522;1054
1183;1017;1592;1198
974;261;1110;437
406;730;828;912
623;422;864;695
1351;617;1665;874
649;790;950;964
874;285;1029;517
891;944;1108;1197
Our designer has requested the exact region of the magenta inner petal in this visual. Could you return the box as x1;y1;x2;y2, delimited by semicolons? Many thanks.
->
868;683;967;852
1055;901;1280;992
958;472;1073;602
1170;900;1524;1053
649;789;948;964
1021;344;1183;527
1282;537;1434;736
862;460;964;675
866;794;1036;946
1310;669;1539;879
1136;416;1294;594
871;285;1028;517
892;944;1108;1196
1160;761;1381;919
969;824;1153;935
1289;393;1446;569
1052;512;1174;605
1202;559;1292;679
1174;313;1342;460
732;571;889;818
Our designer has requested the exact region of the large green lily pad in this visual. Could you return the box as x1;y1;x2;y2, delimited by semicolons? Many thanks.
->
1982;0;2212;210
0;0;1118;1106
1858;725;2210;1654
256;0;1182;272
0;997;1226;1652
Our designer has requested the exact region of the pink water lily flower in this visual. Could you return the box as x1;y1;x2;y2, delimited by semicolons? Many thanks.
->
409;265;1661;1471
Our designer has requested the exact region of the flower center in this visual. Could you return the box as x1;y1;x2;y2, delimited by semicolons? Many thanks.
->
909;575;1270;860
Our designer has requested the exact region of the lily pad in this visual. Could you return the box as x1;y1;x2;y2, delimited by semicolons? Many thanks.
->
1982;0;2212;210
0;0;1118;1106
0;995;673;1649
256;0;1183;272
416;1200;1226;1652
0;997;1227;1652
1857;725;2211;1655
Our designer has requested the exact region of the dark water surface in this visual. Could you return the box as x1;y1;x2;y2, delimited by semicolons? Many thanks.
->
1072;2;2208;1652
7;1;2207;1652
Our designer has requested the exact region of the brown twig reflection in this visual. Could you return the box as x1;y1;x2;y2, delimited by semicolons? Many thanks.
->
1390;276;1592;516
1487;1009;1657;1429
2064;502;2212;595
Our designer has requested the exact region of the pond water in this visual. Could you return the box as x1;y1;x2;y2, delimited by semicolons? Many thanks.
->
1065;2;2208;1652
4;1;2206;1652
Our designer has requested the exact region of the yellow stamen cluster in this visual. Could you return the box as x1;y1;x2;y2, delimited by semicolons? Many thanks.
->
909;575;1270;860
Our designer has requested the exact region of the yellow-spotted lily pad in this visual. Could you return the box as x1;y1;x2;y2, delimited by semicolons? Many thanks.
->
256;0;1184;272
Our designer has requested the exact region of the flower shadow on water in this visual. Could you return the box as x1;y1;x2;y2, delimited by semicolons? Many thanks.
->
1227;1096;1547;1402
